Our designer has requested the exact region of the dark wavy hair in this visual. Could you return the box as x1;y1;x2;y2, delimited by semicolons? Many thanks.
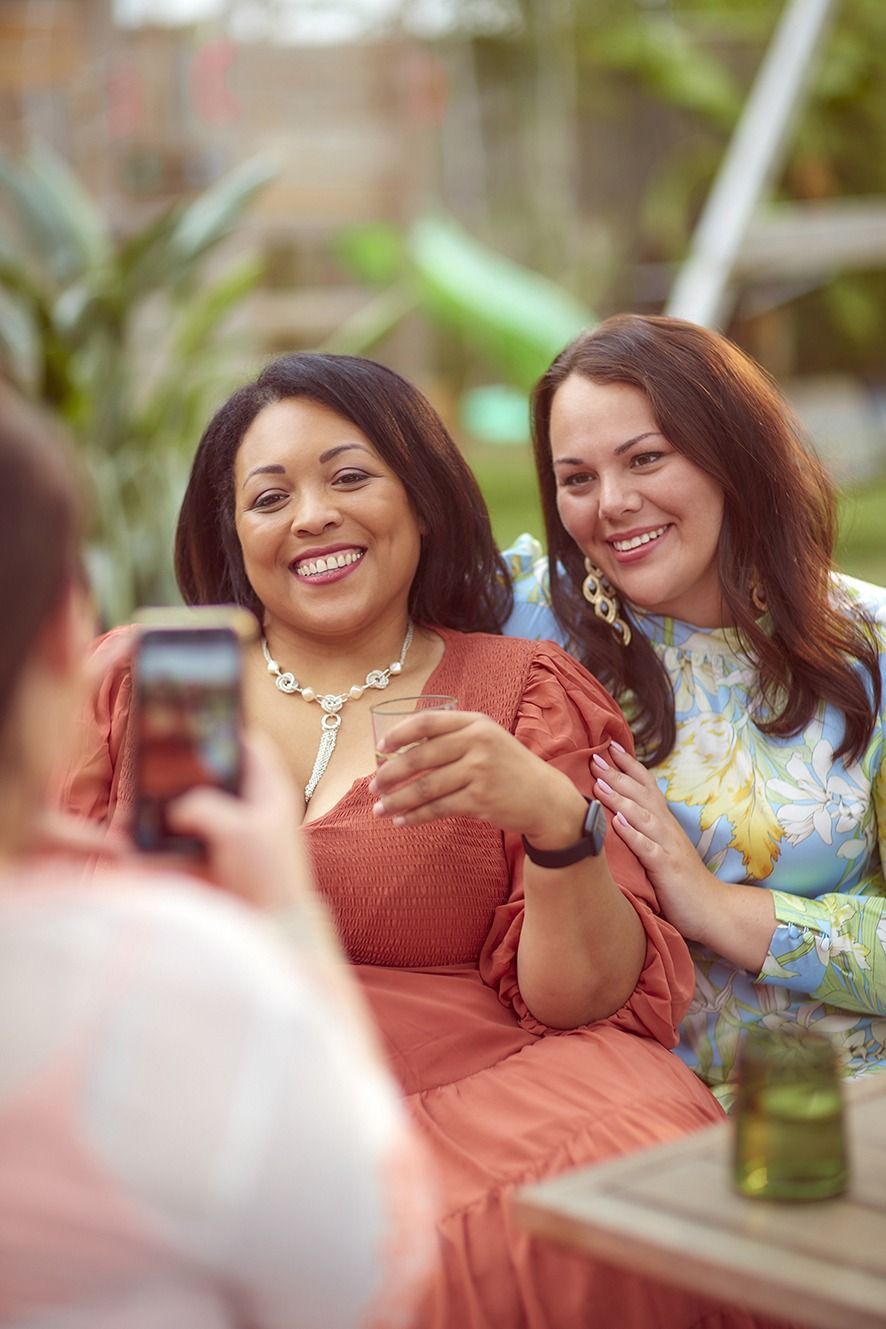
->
531;314;881;765
175;352;512;634
0;384;83;737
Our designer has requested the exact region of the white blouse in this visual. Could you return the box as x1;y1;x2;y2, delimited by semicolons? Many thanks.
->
0;864;433;1328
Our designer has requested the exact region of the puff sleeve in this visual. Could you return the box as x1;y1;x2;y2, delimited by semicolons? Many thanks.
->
55;626;137;832
478;641;696;1048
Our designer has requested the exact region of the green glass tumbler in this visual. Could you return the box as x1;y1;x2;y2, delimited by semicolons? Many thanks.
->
732;1026;848;1201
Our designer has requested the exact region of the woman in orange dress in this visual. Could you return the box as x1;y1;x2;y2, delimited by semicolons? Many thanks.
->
0;385;434;1328
63;353;786;1329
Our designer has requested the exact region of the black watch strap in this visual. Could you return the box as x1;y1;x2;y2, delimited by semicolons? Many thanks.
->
521;798;607;869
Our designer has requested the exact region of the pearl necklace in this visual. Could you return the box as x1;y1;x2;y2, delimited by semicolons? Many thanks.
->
261;623;414;803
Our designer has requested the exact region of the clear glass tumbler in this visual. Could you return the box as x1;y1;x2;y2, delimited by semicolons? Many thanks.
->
370;694;458;767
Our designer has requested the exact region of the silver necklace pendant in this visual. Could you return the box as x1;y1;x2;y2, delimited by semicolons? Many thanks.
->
261;622;414;803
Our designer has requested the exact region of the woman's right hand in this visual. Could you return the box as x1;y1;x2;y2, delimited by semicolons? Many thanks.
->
592;742;729;940
166;730;311;914
370;708;588;847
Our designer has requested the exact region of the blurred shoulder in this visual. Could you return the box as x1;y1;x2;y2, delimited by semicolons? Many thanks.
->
89;623;137;695
833;571;886;626
500;533;568;646
832;572;886;659
502;533;551;604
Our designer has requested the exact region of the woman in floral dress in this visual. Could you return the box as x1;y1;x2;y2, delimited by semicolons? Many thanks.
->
506;314;886;1106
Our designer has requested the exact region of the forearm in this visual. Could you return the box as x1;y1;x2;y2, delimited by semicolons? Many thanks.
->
517;857;646;1029
680;868;777;973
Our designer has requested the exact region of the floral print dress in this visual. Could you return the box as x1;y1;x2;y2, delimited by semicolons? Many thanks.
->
504;534;886;1105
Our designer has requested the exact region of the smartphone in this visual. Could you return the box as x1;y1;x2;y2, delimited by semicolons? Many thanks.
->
132;612;250;854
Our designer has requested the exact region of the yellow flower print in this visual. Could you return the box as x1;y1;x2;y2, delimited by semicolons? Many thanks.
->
658;713;783;879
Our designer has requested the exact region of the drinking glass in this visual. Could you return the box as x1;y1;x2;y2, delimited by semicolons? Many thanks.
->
732;1025;848;1201
371;695;458;767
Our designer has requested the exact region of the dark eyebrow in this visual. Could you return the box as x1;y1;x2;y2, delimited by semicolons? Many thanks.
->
242;443;372;487
553;431;663;467
243;463;285;485
318;443;372;464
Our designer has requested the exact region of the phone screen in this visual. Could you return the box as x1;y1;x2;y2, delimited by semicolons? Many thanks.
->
133;626;242;853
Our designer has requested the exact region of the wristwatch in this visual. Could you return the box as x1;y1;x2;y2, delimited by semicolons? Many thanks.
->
522;798;608;869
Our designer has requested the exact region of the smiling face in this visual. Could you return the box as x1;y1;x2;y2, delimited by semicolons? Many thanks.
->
550;374;727;628
234;396;422;644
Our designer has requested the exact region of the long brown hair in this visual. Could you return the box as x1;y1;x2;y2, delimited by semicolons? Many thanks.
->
531;314;881;765
0;385;82;738
176;352;512;633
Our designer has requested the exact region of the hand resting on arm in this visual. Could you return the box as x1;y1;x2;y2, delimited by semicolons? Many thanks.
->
593;741;777;974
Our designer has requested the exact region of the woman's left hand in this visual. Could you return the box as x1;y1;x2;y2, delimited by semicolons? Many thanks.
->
592;742;727;941
371;709;586;845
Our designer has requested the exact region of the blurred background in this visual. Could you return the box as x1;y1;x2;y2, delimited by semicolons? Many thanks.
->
1;0;884;622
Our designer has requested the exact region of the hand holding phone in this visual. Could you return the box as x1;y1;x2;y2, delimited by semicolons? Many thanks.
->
133;610;251;854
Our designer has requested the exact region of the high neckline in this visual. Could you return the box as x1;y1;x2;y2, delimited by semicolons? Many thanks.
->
628;606;771;661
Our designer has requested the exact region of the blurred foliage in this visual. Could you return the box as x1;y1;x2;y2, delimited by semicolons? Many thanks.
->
581;7;743;131
471;444;542;549
578;0;886;371
329;214;593;392
331;0;886;453
0;147;274;622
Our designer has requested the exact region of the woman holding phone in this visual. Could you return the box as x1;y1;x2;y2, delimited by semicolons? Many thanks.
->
0;384;434;1328
62;352;781;1329
506;313;886;1106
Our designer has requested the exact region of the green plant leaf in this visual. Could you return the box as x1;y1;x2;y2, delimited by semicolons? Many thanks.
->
0;150;69;276
586;17;742;130
115;207;188;305
320;282;418;356
334;221;406;284
0;285;36;380
409;215;593;390
168;155;278;265
0;145;107;283
27;143;110;272
172;255;265;360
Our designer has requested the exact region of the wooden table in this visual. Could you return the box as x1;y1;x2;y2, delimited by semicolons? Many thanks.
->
514;1073;886;1329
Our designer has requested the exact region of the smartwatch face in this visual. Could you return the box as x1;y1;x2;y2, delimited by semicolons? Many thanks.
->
585;799;607;855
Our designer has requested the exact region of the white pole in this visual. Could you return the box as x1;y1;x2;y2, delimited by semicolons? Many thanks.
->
666;0;839;329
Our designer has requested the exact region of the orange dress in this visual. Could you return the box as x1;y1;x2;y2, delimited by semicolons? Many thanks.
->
61;628;782;1329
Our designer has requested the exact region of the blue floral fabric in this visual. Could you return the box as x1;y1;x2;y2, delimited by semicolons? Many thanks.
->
504;534;886;1104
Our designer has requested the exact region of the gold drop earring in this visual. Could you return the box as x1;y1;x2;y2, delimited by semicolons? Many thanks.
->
581;558;632;646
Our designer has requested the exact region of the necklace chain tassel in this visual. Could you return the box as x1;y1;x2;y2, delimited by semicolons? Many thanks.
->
262;623;414;804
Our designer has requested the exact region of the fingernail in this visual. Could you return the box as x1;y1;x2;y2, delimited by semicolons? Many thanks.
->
592;753;609;769
610;741;626;753
596;778;613;794
372;800;386;817
615;811;629;826
392;815;406;828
